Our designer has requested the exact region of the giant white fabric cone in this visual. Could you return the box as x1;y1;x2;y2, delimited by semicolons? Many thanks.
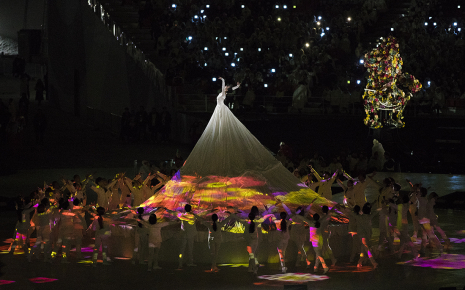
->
180;80;305;194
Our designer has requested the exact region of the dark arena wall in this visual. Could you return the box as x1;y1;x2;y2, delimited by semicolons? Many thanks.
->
46;0;168;120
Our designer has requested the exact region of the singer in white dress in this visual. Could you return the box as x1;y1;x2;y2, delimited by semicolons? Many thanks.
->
180;77;306;193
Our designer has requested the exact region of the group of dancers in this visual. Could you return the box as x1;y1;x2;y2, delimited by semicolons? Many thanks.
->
9;168;449;275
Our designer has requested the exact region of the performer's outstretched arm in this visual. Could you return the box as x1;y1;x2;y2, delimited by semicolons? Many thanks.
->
231;82;241;90
337;179;347;191
219;77;225;94
342;170;353;181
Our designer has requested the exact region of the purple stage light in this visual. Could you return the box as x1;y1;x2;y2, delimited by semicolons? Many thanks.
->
29;277;58;283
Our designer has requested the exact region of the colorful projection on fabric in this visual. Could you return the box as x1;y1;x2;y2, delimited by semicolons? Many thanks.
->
141;174;346;232
142;175;335;211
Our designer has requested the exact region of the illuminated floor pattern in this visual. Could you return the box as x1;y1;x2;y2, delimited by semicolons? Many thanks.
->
398;254;465;270
449;238;465;244
0;280;16;285
258;273;329;282
327;264;376;273
218;263;254;268
29;277;58;283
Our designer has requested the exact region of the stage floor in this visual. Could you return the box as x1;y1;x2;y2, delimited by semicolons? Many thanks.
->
1;207;464;290
1;169;464;290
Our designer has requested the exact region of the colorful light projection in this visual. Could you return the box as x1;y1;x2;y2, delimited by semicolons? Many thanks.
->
218;263;263;268
0;280;15;285
326;264;376;273
2;238;37;255
29;277;58;283
141;174;346;233
258;273;329;282
449;238;465;244
142;175;331;212
78;260;95;264
398;254;465;270
71;246;95;253
362;36;422;129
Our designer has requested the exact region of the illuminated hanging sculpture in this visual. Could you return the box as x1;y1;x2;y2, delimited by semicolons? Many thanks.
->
142;79;341;230
362;36;422;129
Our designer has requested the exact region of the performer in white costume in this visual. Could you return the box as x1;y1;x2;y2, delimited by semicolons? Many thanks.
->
135;212;179;271
198;211;235;272
179;77;306;194
292;206;313;268
176;204;198;268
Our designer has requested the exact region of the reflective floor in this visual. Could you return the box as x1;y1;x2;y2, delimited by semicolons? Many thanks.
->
1;209;464;290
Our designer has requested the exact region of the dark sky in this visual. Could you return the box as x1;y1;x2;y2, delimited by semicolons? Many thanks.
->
0;0;45;39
